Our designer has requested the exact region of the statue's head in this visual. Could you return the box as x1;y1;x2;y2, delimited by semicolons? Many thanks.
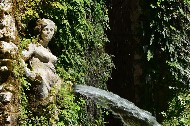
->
35;19;57;47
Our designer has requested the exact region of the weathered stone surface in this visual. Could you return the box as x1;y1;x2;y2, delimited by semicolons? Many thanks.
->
5;115;11;124
0;92;12;103
0;0;12;12
0;41;18;54
0;0;19;125
0;15;16;41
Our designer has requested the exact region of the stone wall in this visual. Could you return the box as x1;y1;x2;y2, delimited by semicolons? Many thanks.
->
0;0;19;125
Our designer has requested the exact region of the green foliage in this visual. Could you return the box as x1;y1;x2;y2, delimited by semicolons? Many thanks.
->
16;0;112;125
144;0;190;86
142;0;190;125
56;81;86;125
162;91;190;126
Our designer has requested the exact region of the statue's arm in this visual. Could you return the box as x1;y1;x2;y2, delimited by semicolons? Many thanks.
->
22;44;35;61
34;45;57;63
22;43;57;63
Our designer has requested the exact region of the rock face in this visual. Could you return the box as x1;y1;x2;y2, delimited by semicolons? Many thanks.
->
73;85;161;126
0;0;19;125
0;92;12;103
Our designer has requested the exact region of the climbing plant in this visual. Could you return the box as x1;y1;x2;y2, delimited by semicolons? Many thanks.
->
15;0;113;125
142;0;190;125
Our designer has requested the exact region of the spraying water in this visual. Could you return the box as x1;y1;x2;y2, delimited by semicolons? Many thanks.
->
73;85;161;126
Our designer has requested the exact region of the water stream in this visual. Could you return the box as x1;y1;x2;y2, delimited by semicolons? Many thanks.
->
73;85;161;126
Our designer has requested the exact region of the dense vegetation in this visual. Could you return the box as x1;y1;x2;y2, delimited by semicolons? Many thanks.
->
15;0;113;125
142;0;190;125
13;0;190;125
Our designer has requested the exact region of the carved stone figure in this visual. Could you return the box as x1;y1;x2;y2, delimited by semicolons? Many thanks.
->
22;19;61;100
0;17;59;124
22;44;61;99
22;43;57;63
29;57;61;98
0;18;60;100
35;18;57;47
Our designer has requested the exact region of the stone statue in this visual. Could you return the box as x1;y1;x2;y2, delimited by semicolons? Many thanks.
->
34;18;57;47
0;18;60;100
22;18;61;100
0;18;60;124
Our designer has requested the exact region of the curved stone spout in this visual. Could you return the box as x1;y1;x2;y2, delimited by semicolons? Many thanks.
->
73;85;161;126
